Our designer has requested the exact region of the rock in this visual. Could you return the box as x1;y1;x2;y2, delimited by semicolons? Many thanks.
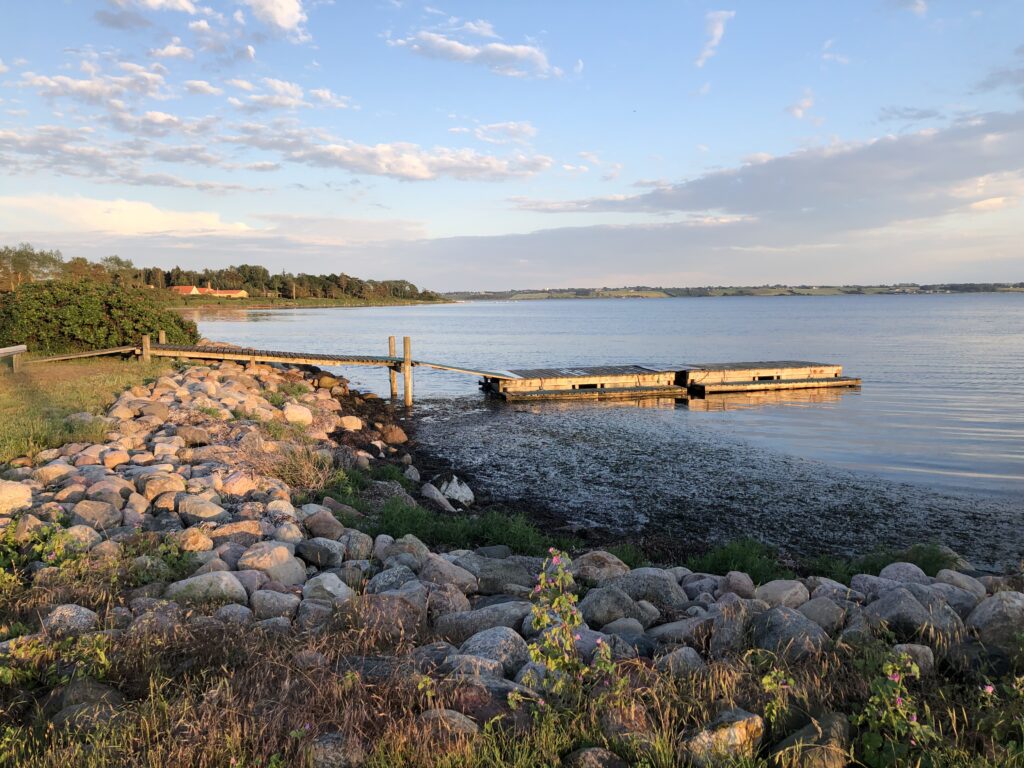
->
435;601;533;645
459;626;530;677
251;590;301;620
605;568;690;616
338;415;363;431
340;530;373;561
864;587;963;643
208;521;263;548
283;403;313;425
214;604;254;625
426;582;472;621
177;496;230;525
850;574;901;602
64;525;102;552
175;426;211;446
646;615;713;646
309;732;367;768
935;569;986;601
0;480;32;515
562;747;629;768
417;708;479;741
275;522;305;543
571;550;630;586
367;565;418;594
381;534;431;567
798;597;846;635
13;513;46;544
174;527;213;552
165;572;248;607
926;583;980;620
237;542;307;586
770;712;850;768
221;470;258;497
656;646;706;676
380;424;408;444
303;573;356;603
879;562;931;585
455;555;536;595
444;676;538;729
296;537;346;568
750;607;829;662
42;604;99;638
718;571;756;599
33;462;76;487
295;599;333;631
136;472;186;500
349;593;426;646
601;617;645;637
419;554;478;594
579;586;643;628
420;483;457;513
893;643;935;676
443;654;504;678
69;499;122;531
755;580;810;609
967;591;1024;655
682;708;764;768
437;475;474;506
304;509;345;539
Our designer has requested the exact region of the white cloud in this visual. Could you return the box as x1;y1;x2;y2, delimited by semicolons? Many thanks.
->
184;79;223;95
228;121;553;181
309;88;350;108
892;0;927;16
233;9;245;24
0;194;247;236
787;89;814;119
574;58;584;75
0;59;9;75
233;77;308;111
695;10;735;68
821;39;850;65
227;78;255;91
188;19;211;32
390;30;554;78
21;62;168;107
151;37;194;60
460;19;497;38
120;0;197;13
473;121;536;144
239;0;307;35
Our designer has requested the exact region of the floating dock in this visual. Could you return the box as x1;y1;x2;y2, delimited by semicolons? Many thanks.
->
481;361;860;402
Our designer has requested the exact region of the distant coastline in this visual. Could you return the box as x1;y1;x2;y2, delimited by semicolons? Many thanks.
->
445;282;1024;301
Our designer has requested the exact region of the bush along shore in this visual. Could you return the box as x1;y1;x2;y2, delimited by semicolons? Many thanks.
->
1;361;1023;767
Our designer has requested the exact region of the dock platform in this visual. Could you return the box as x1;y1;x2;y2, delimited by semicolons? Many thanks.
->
482;361;861;402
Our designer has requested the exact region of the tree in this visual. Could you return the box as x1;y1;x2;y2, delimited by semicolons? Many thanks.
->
0;243;64;292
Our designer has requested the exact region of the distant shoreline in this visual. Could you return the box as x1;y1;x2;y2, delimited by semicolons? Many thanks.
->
445;283;1024;302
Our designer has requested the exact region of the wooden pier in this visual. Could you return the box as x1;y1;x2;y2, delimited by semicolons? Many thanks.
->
6;332;861;406
482;361;860;402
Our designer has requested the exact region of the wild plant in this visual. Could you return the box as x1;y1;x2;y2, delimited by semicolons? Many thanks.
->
853;653;936;767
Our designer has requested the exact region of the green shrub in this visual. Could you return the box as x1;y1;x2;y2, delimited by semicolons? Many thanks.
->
687;538;794;584
804;542;958;585
0;279;198;354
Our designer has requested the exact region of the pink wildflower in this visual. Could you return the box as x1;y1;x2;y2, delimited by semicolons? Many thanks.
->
909;713;917;722
983;684;995;694
889;672;901;682
551;555;561;565
895;696;904;707
595;637;603;645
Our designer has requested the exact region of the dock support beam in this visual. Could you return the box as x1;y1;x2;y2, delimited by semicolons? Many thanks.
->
403;336;413;407
141;335;151;363
388;336;398;400
158;329;167;345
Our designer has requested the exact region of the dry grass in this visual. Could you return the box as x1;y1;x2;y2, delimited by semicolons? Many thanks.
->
240;436;341;497
0;357;172;462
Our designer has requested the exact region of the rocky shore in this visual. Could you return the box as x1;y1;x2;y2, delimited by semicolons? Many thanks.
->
1;360;1023;767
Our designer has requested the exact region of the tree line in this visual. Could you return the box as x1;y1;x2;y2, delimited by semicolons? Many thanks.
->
0;243;441;302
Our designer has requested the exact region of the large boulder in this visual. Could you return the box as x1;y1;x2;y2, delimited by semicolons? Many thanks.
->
579;586;644;628
165;572;248;607
755;580;810;609
70;499;122;531
303;573;355;603
967;591;1024;655
178;496;231;526
42;604;100;638
296;537;346;568
935;569;986;601
434;602;533;645
770;712;850;768
879;562;930;585
237;542;307;586
349;593;426;646
605;568;691;616
681;708;764;768
459;626;529;678
419;554;478;594
282;403;313;425
0;480;32;516
571;550;630;586
864;587;963;643
251;590;301;620
750;607;828;662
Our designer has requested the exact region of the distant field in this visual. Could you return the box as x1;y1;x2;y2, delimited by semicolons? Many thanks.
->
166;296;450;309
0;357;171;462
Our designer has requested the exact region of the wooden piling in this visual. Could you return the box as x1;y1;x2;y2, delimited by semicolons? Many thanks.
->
158;329;167;345
403;336;413;406
389;336;398;399
11;352;21;373
141;335;151;363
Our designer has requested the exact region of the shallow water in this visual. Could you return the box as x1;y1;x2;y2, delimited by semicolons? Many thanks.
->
193;294;1024;567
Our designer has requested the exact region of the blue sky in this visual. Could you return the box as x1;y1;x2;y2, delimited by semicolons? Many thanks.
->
1;1;1022;290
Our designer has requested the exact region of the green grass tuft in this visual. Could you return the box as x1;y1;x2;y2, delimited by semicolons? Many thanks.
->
687;538;794;584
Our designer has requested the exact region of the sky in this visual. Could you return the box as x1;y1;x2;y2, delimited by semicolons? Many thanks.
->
0;1;1022;291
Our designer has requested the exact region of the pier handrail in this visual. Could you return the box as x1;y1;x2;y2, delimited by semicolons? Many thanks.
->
0;344;27;373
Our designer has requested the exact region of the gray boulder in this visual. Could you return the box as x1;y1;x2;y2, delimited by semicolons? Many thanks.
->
251;590;301;620
296;537;346;568
879;562;931;585
42;604;100;638
434;601;533;645
967;591;1024;655
754;580;809;609
579;586;644;628
165;572;248;607
750;607;828;662
459;626;529;677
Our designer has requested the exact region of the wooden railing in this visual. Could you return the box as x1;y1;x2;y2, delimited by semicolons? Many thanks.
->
0;344;27;372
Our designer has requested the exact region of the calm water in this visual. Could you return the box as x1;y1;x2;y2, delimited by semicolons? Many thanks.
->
193;295;1024;568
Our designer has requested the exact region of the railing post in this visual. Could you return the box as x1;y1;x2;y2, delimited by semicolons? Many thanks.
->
388;336;398;400
11;352;21;373
141;334;151;363
158;329;167;345
403;336;413;407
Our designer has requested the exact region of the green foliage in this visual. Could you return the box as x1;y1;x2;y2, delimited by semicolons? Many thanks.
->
687;538;794;584
854;653;937;767
804;543;958;585
0;279;198;354
349;500;577;556
0;632;112;689
605;542;649;569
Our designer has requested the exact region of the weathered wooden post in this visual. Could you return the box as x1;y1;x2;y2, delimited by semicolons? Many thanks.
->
141;334;151;363
403;336;413;407
388;336;398;400
11;350;22;373
158;329;167;345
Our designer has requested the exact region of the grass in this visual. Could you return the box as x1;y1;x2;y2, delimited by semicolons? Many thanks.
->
337;498;579;557
0;358;172;463
687;539;795;584
802;543;960;585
